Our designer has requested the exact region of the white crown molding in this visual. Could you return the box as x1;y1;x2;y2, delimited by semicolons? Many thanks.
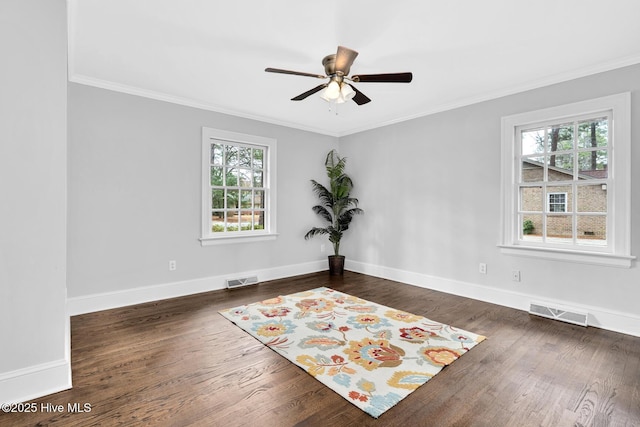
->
336;54;640;137
67;74;342;138
69;53;640;139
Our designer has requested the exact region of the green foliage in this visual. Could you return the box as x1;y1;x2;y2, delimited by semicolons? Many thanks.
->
212;223;264;232
304;150;364;256
533;119;608;172
523;219;535;235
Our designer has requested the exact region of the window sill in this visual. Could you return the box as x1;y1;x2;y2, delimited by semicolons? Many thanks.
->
498;244;635;268
200;233;278;246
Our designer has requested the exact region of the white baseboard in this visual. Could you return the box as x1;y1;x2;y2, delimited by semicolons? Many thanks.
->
346;260;640;338
68;258;640;337
0;359;72;405
68;260;327;315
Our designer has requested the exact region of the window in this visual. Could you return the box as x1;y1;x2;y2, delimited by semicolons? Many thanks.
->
500;93;634;267
201;128;276;245
547;192;567;213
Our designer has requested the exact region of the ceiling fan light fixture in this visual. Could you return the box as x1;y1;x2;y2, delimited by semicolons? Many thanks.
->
324;80;341;100
340;83;355;101
319;88;336;102
321;80;353;104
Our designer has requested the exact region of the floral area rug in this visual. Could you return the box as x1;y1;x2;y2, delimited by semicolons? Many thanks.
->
219;287;486;418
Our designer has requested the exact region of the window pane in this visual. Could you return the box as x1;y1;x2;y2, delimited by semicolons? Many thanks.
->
226;145;239;166
520;186;543;212
521;129;545;155
211;143;224;165
240;210;255;231
226;189;239;209
252;212;265;230
521;214;542;241
226;211;240;231
578;150;608;178
239;147;251;167
577;215;606;244
226;167;238;187
577;118;608;149
238;169;251;187
254;190;265;209
547;124;573;152
577;185;607;213
522;158;544;182
240;190;252;208
253;170;263;187
547;154;573;180
546;215;572;241
211;166;224;186
211;211;225;232
212;189;224;209
253;148;264;169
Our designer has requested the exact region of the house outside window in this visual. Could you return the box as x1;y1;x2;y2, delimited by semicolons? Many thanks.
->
500;93;634;267
201;128;277;245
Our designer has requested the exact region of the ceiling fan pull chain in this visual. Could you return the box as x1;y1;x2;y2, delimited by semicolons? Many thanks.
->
327;101;340;115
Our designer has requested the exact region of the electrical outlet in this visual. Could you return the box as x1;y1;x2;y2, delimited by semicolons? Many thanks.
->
169;260;177;271
320;244;326;253
479;263;487;274
512;270;521;282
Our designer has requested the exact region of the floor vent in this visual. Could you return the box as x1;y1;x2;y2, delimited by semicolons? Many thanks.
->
529;301;588;327
226;276;259;289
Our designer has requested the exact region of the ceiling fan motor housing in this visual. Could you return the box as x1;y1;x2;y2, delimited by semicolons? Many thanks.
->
322;54;347;77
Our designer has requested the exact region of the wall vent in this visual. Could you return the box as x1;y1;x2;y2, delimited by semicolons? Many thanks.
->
226;276;259;289
529;301;588;327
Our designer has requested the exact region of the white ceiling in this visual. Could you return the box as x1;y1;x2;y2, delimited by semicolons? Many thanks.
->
68;0;640;137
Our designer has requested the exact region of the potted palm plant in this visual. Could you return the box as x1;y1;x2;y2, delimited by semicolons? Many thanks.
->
305;149;363;275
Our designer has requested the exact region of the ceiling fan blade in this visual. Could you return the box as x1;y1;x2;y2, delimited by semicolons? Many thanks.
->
265;68;326;79
334;46;359;75
291;84;328;101
347;84;371;105
351;72;413;83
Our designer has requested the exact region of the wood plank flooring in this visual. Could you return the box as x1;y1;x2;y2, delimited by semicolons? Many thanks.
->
2;271;639;426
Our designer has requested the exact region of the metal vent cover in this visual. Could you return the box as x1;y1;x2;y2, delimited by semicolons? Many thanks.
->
226;276;259;289
529;301;588;327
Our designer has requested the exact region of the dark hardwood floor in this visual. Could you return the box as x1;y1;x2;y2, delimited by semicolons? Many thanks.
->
2;271;639;426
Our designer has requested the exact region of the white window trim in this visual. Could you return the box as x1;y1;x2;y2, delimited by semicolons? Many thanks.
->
200;127;277;246
499;93;635;268
547;192;568;213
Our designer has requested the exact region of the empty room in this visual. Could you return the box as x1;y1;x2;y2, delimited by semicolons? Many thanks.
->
2;1;640;426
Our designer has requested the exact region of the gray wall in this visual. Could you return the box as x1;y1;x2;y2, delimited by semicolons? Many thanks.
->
68;65;639;328
341;64;640;321
67;84;337;298
0;0;70;401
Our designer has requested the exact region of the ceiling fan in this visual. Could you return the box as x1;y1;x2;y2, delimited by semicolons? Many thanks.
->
265;46;412;105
